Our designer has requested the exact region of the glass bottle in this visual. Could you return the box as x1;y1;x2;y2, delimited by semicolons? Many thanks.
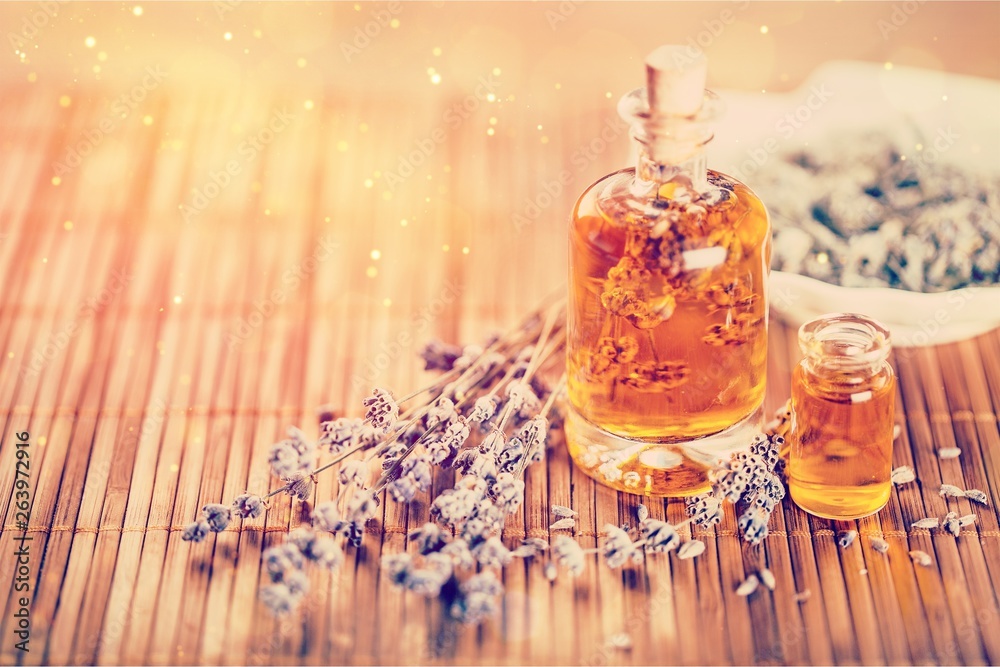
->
787;313;896;519
565;46;771;497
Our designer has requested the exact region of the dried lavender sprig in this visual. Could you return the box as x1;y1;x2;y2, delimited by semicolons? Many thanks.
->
539;374;566;420
374;304;565;495
524;303;565;380
511;374;566;481
489;304;563;436
265;340;514;502
262;386;446;501
395;365;464;405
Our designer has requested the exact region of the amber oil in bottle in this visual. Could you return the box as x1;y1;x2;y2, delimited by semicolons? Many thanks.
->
565;46;771;497
788;313;896;519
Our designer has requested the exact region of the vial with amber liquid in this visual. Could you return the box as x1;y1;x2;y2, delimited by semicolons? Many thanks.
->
566;46;771;497
787;314;896;519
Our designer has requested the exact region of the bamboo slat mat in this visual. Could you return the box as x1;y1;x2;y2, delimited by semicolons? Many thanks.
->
1;80;999;666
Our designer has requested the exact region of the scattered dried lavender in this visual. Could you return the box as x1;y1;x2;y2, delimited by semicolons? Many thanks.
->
551;504;578;518
943;512;962;537
736;574;759;597
910;511;976;537
837;530;858;548
549;518;576;531
759;568;776;591
677;539;705;560
891;465;916;485
964;489;989;506
939;483;965;498
756;130;1000;292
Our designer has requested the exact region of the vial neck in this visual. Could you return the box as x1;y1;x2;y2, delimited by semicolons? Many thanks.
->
635;144;708;189
799;314;892;377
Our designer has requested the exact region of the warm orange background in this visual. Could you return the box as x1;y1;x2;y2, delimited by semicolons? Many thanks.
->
4;2;999;94
2;4;1000;665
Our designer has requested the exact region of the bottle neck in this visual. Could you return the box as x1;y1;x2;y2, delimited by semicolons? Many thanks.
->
798;314;892;378
635;143;708;189
618;87;719;194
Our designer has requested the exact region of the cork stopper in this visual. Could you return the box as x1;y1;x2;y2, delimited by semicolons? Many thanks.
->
644;46;707;117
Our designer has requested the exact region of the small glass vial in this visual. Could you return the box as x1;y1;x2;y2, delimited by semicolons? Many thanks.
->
565;46;771;497
787;313;896;519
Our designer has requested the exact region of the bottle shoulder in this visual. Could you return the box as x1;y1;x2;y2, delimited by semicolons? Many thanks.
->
573;167;768;228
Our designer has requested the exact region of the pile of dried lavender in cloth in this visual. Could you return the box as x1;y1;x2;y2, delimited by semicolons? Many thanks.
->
755;128;1000;292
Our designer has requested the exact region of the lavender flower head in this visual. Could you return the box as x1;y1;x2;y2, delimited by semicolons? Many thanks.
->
320;417;375;454
311;501;341;532
260;584;297;615
497;437;526;474
478;428;506;456
473;536;513;568
408;522;450;555
404;555;454;597
738;506;771;545
263;543;305;583
505;381;539;414
268;441;302;478
517;415;549;463
491;472;525;514
181;520;210;543
283;570;310;597
602;524;642;569
419;339;462;371
403;569;448;597
452;344;484;371
338;459;366;488
451;571;503;625
307;537;345;570
282;471;315;501
388;476;420;504
232;493;265;519
287;526;317;555
640;519;679;553
382;553;414;585
345;492;378;525
468;395;501;424
451;448;479;475
364;387;400;434
513;537;549;558
440;538;476;570
427;417;471;464
402;452;433;489
389;452;434;503
425;396;458;430
284;426;316;470
201;503;232;532
552;535;586;576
